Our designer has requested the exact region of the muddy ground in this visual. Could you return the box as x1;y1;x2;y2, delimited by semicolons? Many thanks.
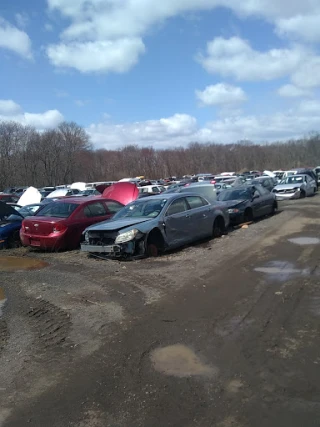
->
1;197;320;427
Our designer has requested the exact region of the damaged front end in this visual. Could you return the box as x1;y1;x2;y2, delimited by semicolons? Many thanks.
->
81;228;147;258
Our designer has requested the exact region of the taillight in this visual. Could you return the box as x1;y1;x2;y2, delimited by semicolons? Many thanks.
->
210;180;216;184
52;223;67;233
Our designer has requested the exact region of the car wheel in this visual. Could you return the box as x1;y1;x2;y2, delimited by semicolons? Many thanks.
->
7;231;21;249
300;190;306;198
243;208;253;222
146;229;164;257
212;217;225;238
146;243;159;257
271;201;278;215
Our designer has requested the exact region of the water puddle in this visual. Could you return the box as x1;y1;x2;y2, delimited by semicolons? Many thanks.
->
288;237;320;245
0;256;48;272
254;261;309;281
150;344;218;378
0;287;6;317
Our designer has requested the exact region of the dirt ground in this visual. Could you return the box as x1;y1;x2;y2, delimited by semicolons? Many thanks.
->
1;197;320;427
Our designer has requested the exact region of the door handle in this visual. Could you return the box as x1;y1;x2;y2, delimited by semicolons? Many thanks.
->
185;214;190;218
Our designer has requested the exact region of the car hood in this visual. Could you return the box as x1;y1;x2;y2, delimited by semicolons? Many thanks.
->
18;186;42;206
0;201;23;219
86;217;151;232
220;199;248;209
274;184;301;190
101;182;139;205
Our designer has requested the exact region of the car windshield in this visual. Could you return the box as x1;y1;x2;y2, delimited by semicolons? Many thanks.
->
218;189;252;201
281;176;303;184
17;205;41;217
113;199;167;219
37;202;78;218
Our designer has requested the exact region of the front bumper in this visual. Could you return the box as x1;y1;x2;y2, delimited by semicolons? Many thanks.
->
273;190;300;200
81;241;135;256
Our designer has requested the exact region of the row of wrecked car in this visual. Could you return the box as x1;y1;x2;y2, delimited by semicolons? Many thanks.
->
0;168;317;258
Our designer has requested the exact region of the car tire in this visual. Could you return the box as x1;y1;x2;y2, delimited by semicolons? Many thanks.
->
300;190;306;198
271;201;278;215
146;229;164;257
146;243;159;257
212;217;225;238
7;231;21;249
243;208;253;222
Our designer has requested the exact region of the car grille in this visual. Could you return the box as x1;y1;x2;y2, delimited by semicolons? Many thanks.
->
88;231;117;245
274;189;297;194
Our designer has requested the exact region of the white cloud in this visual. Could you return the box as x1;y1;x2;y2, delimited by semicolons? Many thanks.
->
291;57;320;88
46;38;145;73
0;100;22;116
44;23;54;32
278;84;313;98
197;37;305;81
0;17;32;59
0;99;64;130
15;12;29;28
47;0;320;37
196;83;247;106
46;0;320;74
276;14;320;42
75;99;90;107
87;114;199;148
87;101;320;148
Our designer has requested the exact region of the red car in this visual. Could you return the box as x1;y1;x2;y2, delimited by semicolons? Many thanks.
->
0;194;19;203
20;197;124;251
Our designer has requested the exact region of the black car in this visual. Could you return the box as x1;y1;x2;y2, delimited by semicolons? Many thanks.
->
251;177;276;192
217;185;277;223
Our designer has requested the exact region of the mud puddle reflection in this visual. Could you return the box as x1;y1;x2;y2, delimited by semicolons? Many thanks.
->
0;287;6;317
254;261;310;281
0;256;48;272
288;237;320;245
151;344;218;378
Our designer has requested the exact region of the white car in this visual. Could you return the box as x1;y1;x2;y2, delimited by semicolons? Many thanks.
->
139;185;166;194
272;174;317;200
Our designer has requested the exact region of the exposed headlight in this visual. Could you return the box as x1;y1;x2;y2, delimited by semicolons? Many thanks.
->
228;208;240;213
115;229;139;244
84;231;89;243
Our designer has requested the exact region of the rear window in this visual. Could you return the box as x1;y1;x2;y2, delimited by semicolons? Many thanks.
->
37;202;78;218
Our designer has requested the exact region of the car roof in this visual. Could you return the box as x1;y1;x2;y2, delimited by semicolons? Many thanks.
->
222;185;256;190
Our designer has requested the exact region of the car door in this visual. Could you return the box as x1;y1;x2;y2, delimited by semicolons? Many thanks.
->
257;185;273;215
68;202;110;246
163;197;192;247
305;175;315;195
251;186;266;217
185;196;212;238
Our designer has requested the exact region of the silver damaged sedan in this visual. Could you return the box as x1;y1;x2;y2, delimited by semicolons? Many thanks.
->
81;193;229;258
272;174;317;200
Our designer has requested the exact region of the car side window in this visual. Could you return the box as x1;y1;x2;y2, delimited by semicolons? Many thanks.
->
257;186;269;195
186;196;207;209
152;186;160;193
84;202;107;218
166;198;189;216
104;200;123;214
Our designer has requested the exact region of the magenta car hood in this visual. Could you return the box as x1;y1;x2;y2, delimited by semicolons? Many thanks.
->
101;182;139;205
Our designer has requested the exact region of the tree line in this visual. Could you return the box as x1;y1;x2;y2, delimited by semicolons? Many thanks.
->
0;120;319;189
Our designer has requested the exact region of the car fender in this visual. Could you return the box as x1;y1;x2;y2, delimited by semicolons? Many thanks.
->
210;206;230;228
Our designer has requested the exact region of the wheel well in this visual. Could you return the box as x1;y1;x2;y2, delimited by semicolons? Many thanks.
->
215;215;225;228
147;228;164;249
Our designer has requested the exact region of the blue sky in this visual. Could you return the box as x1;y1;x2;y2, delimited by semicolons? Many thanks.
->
1;0;320;148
